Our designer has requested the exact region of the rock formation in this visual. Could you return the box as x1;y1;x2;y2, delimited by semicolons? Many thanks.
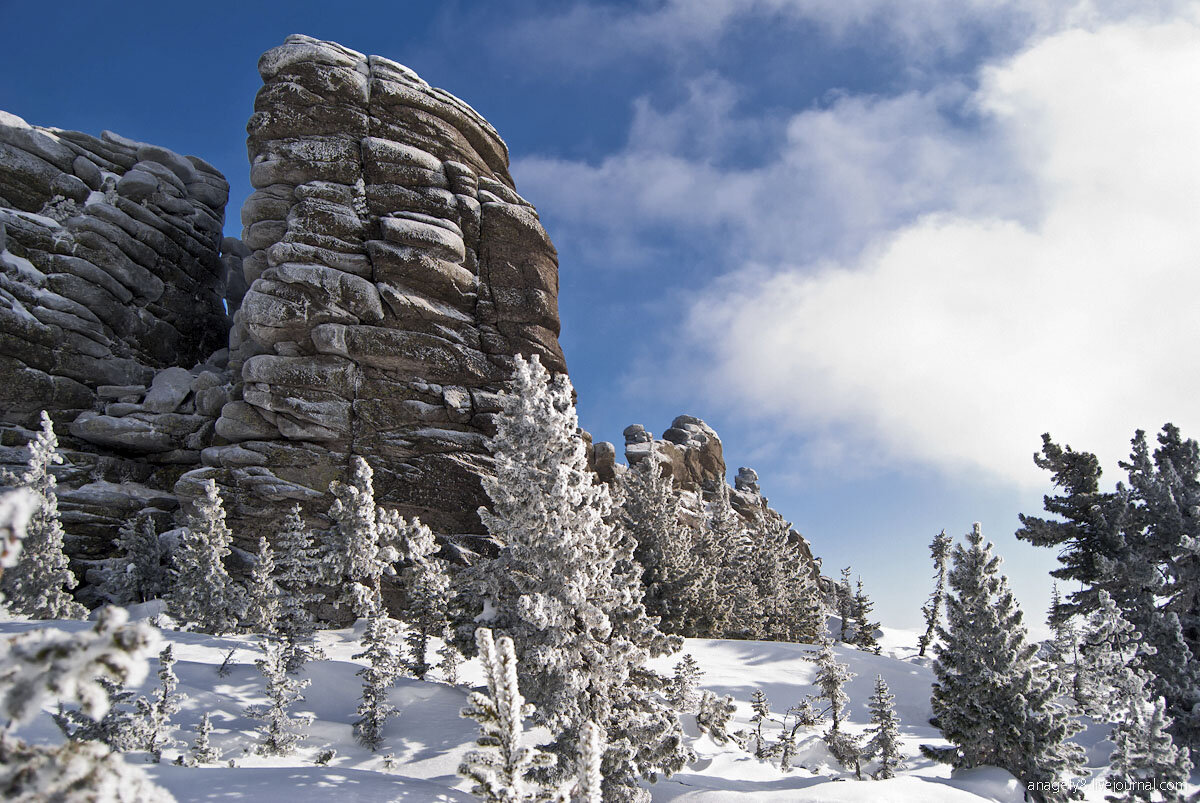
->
184;35;566;555
0;111;232;581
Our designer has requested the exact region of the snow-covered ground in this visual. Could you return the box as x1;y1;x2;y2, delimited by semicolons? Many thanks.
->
2;612;1195;802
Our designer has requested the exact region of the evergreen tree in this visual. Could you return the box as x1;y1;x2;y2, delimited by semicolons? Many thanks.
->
811;634;853;735
458;628;556;803
695;690;738;745
323;456;398;620
1045;583;1079;701
248;642;311;756
705;484;760;638
397;516;451;680
352;612;402;750
274;504;324;671
917;530;952;657
166;479;243;635
1;411;85;619
1106;694;1192;803
188;712;219;766
438;641;462;684
461;355;690;795
851;577;881;654
668;654;702;714
1076;590;1148;722
835;567;854;642
140;644;185;762
101;512;166;606
862;675;904;779
52;677;143;752
243;535;281;636
924;523;1084;800
749;690;773;759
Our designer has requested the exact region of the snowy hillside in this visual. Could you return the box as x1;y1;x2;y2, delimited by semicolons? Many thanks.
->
6;611;1190;802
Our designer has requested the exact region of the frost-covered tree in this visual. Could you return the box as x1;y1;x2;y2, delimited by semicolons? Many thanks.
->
438;641;462;684
749;690;773;758
353;612;402;750
101;512;166;606
458;628;556;803
704;483;759;639
248;642;311;755
1076;591;1148;722
917;530;953;657
0;604;171;801
924;524;1084;799
862;675;904;779
396;516;450;680
242;535;281;636
462;355;689;795
811;634;853;735
188;712;219;766
1045;583;1080;701
274;504;324;670
1106;694;1192;803
835;567;854;642
696;690;738;745
571;721;604;803
323;456;398;619
668;654;702;714
1;411;85;619
138;644;185;762
851;578;880;654
52;676;143;752
166;479;243;635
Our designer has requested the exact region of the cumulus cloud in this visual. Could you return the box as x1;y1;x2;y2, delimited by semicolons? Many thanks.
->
679;15;1200;486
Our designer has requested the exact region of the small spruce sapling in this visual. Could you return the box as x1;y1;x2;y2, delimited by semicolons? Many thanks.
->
836;567;854;642
248;642;311;756
749;689;774;759
352;613;402;750
102;512;166;605
243;536;281;636
696;691;738;745
1;411;85;619
668;654;702;714
274;505;324;671
1106;694;1191;802
862;675;904;779
188;712;219;766
140;644;185;762
851;578;881;654
166;479;243;635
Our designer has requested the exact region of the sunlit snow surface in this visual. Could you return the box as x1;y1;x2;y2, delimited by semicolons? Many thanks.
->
1;611;1194;802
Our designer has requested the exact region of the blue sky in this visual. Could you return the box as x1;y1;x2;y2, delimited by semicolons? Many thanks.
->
5;0;1200;634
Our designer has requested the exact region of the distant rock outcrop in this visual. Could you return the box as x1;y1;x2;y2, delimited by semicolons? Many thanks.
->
183;35;566;554
594;415;821;580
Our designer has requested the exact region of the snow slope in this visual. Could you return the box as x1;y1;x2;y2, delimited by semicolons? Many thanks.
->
1;612;1194;802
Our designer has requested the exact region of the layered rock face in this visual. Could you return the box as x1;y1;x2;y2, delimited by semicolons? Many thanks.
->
0;112;232;568
185;35;566;552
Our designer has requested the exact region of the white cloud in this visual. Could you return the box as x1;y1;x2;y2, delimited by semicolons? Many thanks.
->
679;15;1200;486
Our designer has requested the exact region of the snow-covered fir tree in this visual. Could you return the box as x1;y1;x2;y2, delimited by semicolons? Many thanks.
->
352;612;402;750
166;479;243;635
1;410;85;619
695;690;738;745
458;628;556;803
749;689;773;759
138;644;184;762
749;516;823;644
323;456;399;620
1106;693;1192;803
460;354;690;796
925;523;1084;800
1076;590;1148;722
835;567;854;642
863;675;904;779
248;641;311;756
810;633;859;774
242;535;281;636
0;602;171;801
396;516;451;680
851;577;881;654
438;640;462;684
101;512;166;606
52;676;143;752
618;446;697;635
273;504;324;670
188;712;219;766
917;529;953;657
668;654;702;714
703;483;759;639
1045;582;1080;702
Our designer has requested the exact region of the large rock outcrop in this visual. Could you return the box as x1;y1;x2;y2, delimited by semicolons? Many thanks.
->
183;35;566;554
0;111;232;570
